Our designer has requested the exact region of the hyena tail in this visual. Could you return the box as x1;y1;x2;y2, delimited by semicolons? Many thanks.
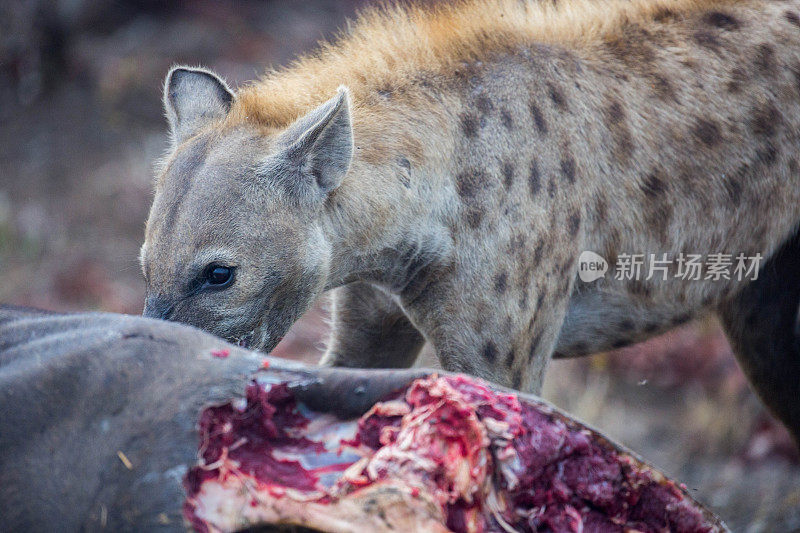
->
717;224;800;446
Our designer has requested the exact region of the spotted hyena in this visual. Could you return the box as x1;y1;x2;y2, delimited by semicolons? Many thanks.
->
140;0;800;442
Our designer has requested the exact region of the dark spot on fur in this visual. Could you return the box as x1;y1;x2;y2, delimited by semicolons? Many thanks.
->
482;341;498;363
641;172;667;197
529;102;548;134
502;161;515;189
547;178;556;198
500;109;513;129
475;95;494;121
528;159;541;197
643;323;659;334
568;212;581;236
460;113;479;138
703;11;740;30
750;102;781;137
605;26;657;68
547;83;568;110
519;287;529;310
456;169;488;200
693;118;721;147
651;74;675;100
535;291;546;311
789;157;798;174
463;207;484;229
611;339;629;349
504;348;516;369
727;67;746;93
548;212;559;233
693;30;720;51
594;196;609;223
559;275;572;296
606;101;625;124
786;10;800;27
494;272;508;294
605;100;634;163
756;142;778;166
528;332;543;361
755;43;777;75
726;175;743;205
512;372;522;389
533;241;544;264
560;156;576;183
673;313;691;325
620;319;635;331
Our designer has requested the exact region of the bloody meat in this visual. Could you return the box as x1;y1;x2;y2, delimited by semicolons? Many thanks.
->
184;374;722;533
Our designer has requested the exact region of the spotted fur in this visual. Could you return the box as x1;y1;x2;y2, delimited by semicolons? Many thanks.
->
142;0;800;442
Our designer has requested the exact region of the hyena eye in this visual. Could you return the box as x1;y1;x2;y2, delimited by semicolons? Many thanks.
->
203;264;235;289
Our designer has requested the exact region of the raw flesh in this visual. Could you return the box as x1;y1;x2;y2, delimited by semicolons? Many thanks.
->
184;374;722;533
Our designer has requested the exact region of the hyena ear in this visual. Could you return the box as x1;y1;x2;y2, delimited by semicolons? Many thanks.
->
163;66;233;145
272;87;353;198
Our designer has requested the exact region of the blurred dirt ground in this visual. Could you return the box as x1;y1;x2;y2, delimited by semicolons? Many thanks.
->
1;1;798;531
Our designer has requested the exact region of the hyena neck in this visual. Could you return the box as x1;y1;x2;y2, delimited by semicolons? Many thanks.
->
320;91;458;296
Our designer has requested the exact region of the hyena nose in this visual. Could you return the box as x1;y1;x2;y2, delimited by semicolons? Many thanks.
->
142;295;175;321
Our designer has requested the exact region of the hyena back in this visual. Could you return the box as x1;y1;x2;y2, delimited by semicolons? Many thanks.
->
140;0;800;442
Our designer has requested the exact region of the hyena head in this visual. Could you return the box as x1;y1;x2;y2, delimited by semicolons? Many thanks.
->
140;67;353;350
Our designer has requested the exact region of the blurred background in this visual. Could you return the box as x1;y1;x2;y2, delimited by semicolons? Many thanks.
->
1;1;798;530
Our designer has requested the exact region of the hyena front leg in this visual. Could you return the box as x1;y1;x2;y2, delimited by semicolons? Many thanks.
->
717;227;800;445
406;266;576;394
320;282;426;368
